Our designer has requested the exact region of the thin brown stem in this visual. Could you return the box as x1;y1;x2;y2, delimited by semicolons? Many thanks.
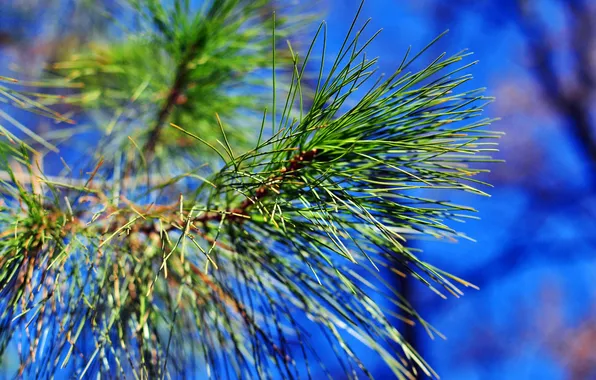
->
143;35;205;162
192;148;320;223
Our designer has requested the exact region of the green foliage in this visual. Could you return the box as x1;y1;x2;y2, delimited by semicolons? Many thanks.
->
54;0;305;164
0;1;499;379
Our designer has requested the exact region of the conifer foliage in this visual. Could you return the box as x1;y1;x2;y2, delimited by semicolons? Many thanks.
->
0;1;499;378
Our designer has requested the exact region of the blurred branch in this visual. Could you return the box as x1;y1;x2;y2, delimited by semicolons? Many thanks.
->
143;35;205;162
516;0;596;177
418;188;596;311
568;0;596;89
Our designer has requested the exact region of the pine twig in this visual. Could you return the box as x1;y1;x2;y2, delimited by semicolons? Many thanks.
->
143;35;205;162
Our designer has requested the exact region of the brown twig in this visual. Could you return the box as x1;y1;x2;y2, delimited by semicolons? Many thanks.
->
16;147;320;261
143;35;205;162
192;148;320;223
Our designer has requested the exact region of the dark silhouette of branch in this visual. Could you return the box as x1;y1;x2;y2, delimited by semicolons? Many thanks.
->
516;0;596;176
416;188;596;312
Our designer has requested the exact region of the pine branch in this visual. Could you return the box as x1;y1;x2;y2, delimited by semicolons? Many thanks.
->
0;2;500;379
144;33;205;161
51;0;302;169
191;146;321;223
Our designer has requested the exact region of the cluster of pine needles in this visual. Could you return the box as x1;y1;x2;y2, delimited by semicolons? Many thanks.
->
0;1;499;378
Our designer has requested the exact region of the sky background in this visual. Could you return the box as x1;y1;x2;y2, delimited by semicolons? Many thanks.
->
1;0;595;379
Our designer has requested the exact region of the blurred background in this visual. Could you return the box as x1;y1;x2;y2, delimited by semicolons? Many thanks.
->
1;0;595;379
